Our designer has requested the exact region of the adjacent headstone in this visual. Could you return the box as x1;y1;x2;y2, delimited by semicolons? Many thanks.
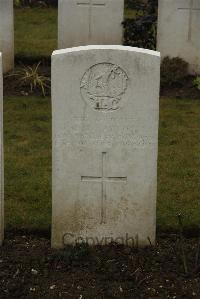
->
51;45;160;248
157;0;200;74
58;0;124;48
0;53;4;246
0;0;14;73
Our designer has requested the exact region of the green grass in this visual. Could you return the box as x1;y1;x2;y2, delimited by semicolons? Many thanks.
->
158;98;200;232
4;96;200;232
15;8;57;59
4;96;51;231
14;7;136;59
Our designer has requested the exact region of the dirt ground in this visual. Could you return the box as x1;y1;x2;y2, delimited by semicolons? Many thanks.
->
0;233;199;298
161;76;200;100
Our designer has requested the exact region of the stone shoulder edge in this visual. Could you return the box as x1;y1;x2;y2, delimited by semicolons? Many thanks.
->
52;46;160;59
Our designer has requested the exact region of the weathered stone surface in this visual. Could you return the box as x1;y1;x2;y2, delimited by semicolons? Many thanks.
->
157;0;200;74
0;53;4;246
0;0;14;73
51;45;160;248
58;0;124;48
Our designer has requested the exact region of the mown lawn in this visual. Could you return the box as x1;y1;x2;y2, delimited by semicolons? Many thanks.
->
158;98;200;232
4;96;51;231
15;8;58;59
14;7;136;59
3;96;200;232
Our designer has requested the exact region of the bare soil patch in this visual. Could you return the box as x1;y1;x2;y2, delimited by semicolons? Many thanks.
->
161;76;200;100
0;233;199;298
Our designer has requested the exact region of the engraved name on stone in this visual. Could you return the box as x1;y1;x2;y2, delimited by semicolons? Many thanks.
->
55;117;156;147
80;63;128;111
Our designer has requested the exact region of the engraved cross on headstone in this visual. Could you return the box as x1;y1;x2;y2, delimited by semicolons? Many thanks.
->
81;152;127;224
178;0;200;41
76;0;106;40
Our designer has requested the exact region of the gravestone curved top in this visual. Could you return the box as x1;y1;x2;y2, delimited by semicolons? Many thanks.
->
51;46;160;248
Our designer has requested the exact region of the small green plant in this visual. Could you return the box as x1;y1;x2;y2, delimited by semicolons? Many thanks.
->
175;214;200;276
193;76;200;91
14;0;22;7
7;62;50;97
177;213;188;274
161;56;189;87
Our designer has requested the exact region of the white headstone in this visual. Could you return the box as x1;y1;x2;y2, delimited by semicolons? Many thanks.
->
0;0;14;73
0;53;4;246
58;0;124;48
157;0;200;74
51;45;160;248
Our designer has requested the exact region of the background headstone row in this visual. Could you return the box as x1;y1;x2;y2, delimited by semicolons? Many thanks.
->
0;0;200;74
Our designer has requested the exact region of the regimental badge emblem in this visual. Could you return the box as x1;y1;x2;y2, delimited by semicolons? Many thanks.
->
80;63;128;112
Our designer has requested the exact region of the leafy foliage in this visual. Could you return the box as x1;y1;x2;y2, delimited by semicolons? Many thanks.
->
7;62;50;97
123;0;158;50
193;76;200;91
161;56;189;87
